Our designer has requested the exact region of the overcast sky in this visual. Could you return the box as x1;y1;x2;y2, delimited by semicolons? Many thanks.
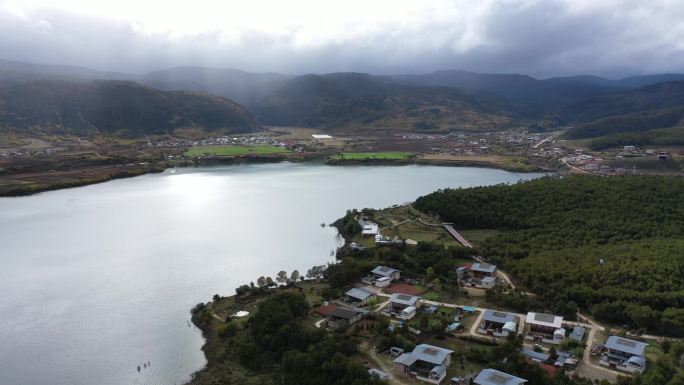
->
0;0;683;78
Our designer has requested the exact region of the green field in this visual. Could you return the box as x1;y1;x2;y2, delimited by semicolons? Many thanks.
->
184;145;291;157
329;152;414;161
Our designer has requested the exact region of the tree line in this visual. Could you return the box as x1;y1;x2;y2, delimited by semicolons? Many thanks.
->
414;175;684;335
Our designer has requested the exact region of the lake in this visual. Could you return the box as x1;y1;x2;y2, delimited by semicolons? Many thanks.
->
0;163;544;385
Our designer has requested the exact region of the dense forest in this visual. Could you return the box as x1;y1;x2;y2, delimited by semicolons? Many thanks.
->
414;175;684;335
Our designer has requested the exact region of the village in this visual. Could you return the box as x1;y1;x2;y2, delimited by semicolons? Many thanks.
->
306;214;654;385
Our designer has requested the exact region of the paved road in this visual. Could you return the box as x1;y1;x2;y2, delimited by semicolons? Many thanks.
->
533;136;554;149
561;158;592;174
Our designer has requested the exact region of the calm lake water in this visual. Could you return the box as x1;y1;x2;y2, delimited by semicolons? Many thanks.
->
0;163;544;385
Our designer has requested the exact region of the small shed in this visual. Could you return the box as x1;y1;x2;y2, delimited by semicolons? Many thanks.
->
344;287;377;305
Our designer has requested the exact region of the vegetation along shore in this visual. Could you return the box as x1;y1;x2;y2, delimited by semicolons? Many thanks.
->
188;174;684;385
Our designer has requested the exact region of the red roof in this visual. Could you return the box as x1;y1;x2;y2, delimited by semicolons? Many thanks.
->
388;283;423;296
314;304;338;317
526;358;558;376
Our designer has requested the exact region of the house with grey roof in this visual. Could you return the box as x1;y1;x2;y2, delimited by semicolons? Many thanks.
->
570;326;586;342
371;266;401;281
479;309;518;336
600;336;648;373
326;307;365;331
473;369;527;385
393;344;454;384
344;287;377;305
471;262;497;276
525;312;565;344
388;293;422;314
458;262;498;288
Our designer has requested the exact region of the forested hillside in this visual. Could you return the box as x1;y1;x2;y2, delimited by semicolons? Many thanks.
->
414;175;684;335
253;73;516;131
0;79;261;136
560;80;684;126
143;67;290;108
388;70;613;109
588;126;684;150
563;106;684;140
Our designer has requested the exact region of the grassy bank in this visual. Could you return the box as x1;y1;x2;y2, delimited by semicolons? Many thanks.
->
416;154;550;172
0;163;167;197
328;152;414;161
184;145;291;157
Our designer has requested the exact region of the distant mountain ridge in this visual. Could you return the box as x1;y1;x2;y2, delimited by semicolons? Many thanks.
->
0;79;261;136
252;72;517;130
560;80;684;139
143;67;291;108
3;58;684;137
0;59;291;109
387;70;611;109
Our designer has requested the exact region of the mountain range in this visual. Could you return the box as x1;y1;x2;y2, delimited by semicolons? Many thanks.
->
2;58;684;139
0;79;261;136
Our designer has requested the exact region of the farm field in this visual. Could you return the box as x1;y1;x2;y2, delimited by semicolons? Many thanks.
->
184;145;291;157
328;152;414;161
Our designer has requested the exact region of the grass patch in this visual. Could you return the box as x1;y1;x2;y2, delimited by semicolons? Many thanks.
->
422;291;442;301
329;152;414;161
184;145;290;157
458;229;502;244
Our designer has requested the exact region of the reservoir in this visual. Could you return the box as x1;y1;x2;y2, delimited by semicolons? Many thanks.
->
0;163;544;385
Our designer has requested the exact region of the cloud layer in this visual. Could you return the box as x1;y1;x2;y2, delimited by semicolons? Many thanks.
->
0;0;683;77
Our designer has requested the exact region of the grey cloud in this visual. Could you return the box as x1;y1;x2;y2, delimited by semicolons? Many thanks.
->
0;1;683;77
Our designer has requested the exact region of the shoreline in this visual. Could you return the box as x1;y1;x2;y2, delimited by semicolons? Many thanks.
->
325;158;551;173
0;155;553;197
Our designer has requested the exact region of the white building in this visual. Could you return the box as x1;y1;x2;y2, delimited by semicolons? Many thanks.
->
525;312;565;344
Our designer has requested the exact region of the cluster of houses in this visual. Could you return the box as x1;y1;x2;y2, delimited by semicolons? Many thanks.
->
318;262;650;384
